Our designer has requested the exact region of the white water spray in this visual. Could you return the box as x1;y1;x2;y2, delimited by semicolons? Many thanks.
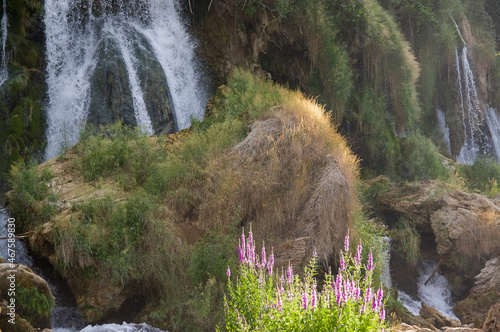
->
44;0;207;159
398;260;459;321
486;107;500;162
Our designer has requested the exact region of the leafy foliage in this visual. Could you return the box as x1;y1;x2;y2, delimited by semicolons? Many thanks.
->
223;230;386;331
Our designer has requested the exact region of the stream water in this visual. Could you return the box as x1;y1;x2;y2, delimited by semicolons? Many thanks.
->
398;260;459;321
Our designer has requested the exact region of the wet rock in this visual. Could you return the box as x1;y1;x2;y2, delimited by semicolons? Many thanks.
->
455;257;500;327
482;301;500;332
420;302;460;328
378;181;500;297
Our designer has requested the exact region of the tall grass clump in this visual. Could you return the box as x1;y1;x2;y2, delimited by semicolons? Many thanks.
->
391;218;420;272
8;163;58;230
223;229;386;331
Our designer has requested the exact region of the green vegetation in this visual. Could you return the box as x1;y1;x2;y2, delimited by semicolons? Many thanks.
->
391;218;421;272
16;283;55;327
10;69;366;331
8;163;58;231
224;230;386;331
459;157;500;195
0;0;46;184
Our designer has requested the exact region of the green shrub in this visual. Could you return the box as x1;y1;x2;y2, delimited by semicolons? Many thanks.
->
392;218;420;271
223;230;387;331
459;157;500;193
8;162;58;230
16;284;55;327
399;133;449;180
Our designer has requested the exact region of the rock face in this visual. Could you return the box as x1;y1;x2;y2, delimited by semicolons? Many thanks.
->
420;302;461;329
483;302;500;332
378;180;500;295
455;257;500;327
0;263;54;328
0;300;35;332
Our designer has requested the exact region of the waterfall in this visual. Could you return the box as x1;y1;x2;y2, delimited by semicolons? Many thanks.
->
44;0;207;159
454;45;485;165
486;107;500;162
398;260;459;321
0;0;7;85
437;109;452;156
451;17;495;165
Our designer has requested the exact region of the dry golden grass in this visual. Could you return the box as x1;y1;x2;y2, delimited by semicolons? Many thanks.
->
456;210;500;260
196;87;359;265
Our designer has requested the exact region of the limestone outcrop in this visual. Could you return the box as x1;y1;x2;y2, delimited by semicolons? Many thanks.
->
0;264;54;329
378;179;500;295
455;257;500;327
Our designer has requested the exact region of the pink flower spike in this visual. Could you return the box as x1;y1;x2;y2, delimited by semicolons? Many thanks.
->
261;245;267;267
344;230;350;252
238;244;244;263
302;289;308;310
340;256;346;271
227;266;231;277
380;306;386;322
367;250;373;272
287;264;293;284
355;242;362;267
248;230;253;248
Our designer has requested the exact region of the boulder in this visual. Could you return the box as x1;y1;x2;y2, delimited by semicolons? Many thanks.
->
420;302;461;328
0;299;35;332
455;257;500;327
483;302;500;332
378;181;500;297
0;263;54;328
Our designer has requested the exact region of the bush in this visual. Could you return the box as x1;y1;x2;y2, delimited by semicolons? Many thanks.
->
391;218;420;271
399;133;449;180
223;230;386;331
8;163;58;230
459;156;500;193
16;284;55;327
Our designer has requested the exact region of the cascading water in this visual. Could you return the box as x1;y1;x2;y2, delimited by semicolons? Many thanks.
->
44;0;208;159
398;260;459;321
0;0;8;86
486;107;500;162
437;109;452;156
451;17;500;164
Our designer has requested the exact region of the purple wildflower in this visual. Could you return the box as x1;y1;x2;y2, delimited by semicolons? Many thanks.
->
302;289;308;310
238;244;244;263
287;264;293;284
380;306;386;322
227;266;231;277
248;230;253;248
340;256;346;271
355;242;362;267
365;287;373;305
367;250;373;272
311;284;317;308
377;287;384;307
261;245;267;268
277;297;283;311
344;230;350;252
